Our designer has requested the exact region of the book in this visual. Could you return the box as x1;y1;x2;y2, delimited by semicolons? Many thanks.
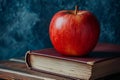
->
0;58;119;80
25;43;120;80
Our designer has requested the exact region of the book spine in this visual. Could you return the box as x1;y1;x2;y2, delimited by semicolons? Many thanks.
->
25;50;32;70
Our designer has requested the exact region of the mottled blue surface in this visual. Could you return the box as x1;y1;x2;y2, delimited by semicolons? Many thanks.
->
0;0;120;60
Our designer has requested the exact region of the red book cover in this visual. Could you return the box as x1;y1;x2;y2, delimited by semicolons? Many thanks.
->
25;43;120;80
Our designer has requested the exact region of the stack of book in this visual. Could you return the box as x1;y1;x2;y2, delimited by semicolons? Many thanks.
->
25;43;120;80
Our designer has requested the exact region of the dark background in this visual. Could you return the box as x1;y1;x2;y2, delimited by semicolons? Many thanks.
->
0;0;120;60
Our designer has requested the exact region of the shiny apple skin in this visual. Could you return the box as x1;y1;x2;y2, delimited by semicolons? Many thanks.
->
49;10;100;56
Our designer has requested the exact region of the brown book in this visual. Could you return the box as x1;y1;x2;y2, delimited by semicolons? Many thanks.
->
25;43;120;80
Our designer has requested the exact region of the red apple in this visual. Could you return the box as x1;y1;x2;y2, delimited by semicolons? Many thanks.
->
49;6;100;56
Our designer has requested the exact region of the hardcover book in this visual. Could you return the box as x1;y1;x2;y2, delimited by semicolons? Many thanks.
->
25;43;120;80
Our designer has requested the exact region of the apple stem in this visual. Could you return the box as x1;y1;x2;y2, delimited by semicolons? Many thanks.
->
75;5;78;15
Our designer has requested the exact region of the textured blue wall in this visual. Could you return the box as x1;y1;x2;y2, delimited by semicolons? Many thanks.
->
0;0;120;60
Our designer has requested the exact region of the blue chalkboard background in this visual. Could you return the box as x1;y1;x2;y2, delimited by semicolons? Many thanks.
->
0;0;120;60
